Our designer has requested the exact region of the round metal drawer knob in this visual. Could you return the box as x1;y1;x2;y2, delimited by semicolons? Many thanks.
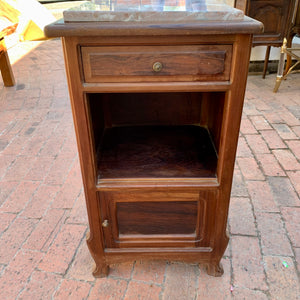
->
153;62;163;72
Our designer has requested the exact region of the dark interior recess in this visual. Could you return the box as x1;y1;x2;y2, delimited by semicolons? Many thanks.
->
87;92;225;179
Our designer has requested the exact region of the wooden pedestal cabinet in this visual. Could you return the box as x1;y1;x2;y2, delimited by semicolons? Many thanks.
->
45;18;262;277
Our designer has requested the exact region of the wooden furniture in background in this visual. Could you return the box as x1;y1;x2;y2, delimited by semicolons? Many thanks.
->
285;0;300;74
0;1;19;87
273;38;300;92
45;16;262;277
274;0;300;92
0;27;16;87
235;0;296;78
1;0;56;42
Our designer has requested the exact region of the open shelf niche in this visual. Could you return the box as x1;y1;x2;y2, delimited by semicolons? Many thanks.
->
87;92;225;181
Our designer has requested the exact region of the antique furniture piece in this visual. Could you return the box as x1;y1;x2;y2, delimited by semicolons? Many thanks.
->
0;26;16;87
274;0;300;92
0;1;19;87
273;38;300;92
235;0;297;78
285;0;300;74
45;0;262;277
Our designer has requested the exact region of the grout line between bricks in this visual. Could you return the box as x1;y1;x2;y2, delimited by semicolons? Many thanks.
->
63;227;89;280
227;232;234;300
193;261;200;300
278;210;300;281
159;260;169;300
120;260;136;300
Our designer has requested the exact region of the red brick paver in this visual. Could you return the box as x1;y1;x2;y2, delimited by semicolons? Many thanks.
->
264;256;300;300
53;279;91;300
247;180;280;212
18;271;61;300
125;281;162;300
38;224;86;274
281;207;300;247
229;197;256;236
249;115;272;131
163;262;198;299
260;129;287;149
231;236;268;290
245;134;270;154
89;278;128;300
237;157;265;180
0;38;299;299
256;153;285;176
255;212;294;256
0;250;43;300
132;260;166;284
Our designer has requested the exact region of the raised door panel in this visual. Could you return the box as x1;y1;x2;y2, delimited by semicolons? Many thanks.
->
99;190;217;249
247;0;292;44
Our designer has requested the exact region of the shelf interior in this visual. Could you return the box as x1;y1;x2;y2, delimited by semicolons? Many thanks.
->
87;92;225;180
98;125;217;179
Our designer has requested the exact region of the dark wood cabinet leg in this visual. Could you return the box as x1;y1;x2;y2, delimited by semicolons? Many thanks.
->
206;261;224;277
86;231;109;277
262;45;271;79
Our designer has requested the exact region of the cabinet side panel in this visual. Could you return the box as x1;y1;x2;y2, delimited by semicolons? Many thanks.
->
88;94;106;149
200;92;225;154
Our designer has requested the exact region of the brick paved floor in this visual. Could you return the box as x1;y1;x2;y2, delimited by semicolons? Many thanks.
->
0;39;300;300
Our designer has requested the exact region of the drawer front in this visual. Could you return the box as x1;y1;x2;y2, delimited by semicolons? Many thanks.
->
81;45;232;83
99;190;217;248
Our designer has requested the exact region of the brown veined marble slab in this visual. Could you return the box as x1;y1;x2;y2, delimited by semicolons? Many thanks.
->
63;0;244;23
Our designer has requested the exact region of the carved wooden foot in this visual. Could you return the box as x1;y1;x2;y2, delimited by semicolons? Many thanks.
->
206;262;224;277
93;263;109;278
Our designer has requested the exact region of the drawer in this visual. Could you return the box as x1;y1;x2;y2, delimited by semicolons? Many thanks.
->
81;45;232;83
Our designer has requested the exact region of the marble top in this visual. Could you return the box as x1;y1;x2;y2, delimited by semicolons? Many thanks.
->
63;0;244;23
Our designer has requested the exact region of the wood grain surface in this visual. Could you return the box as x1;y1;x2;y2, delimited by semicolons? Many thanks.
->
81;45;231;82
117;201;198;235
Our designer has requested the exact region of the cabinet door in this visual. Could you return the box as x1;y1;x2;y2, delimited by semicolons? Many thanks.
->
247;0;293;44
99;190;217;248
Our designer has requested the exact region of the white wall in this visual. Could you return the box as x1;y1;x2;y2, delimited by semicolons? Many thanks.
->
250;36;300;61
